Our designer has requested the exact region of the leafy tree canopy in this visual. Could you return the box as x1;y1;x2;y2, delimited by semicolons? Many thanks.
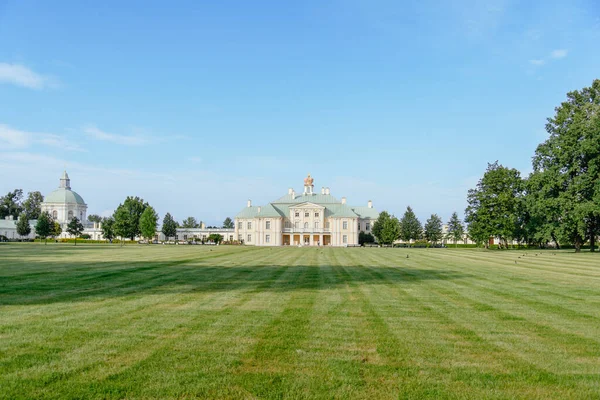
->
447;212;465;247
162;212;178;239
139;206;159;242
113;196;149;240
35;212;52;244
22;191;43;220
222;217;234;229
400;206;422;242
101;217;116;242
181;216;199;229
88;214;102;223
67;217;85;245
424;214;443;244
0;189;24;220
16;213;31;238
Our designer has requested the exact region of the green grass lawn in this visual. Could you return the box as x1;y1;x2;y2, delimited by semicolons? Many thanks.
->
1;244;599;399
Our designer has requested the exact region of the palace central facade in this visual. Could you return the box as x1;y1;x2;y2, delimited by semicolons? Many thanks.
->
235;174;379;246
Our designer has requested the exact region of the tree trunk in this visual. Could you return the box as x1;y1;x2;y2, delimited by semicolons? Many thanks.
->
574;237;582;253
551;233;560;249
590;231;596;252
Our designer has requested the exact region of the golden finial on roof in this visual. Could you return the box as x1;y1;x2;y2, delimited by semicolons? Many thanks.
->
304;173;314;186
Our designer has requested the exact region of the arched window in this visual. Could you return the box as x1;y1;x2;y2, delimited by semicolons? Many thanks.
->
294;221;299;229
314;222;319;229
68;210;74;220
52;210;58;220
304;222;308;229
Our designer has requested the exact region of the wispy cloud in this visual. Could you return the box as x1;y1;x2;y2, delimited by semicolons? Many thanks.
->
550;49;568;59
0;63;56;89
0;124;84;151
84;125;149;146
529;59;545;66
188;156;202;163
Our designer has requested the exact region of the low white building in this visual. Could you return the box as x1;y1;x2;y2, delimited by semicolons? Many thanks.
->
235;174;379;246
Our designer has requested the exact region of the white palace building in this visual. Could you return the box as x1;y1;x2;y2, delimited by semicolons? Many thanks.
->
235;174;379;246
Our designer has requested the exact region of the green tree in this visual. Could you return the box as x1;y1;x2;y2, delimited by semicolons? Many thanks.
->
372;211;400;245
358;231;375;245
101;217;116;243
113;196;149;241
424;214;443;244
52;221;62;240
530;79;600;252
88;214;102;223
0;189;24;220
162;212;178;240
208;233;224;244
16;213;31;239
66;217;85;245
35;211;52;245
22;191;44;220
400;206;422;243
139;206;159;243
465;161;524;249
181;216;199;228
447;212;465;247
222;217;234;229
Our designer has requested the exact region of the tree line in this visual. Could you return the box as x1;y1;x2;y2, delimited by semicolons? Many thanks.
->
369;207;464;247
465;80;600;252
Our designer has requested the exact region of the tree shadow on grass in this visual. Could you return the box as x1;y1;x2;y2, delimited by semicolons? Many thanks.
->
0;260;469;306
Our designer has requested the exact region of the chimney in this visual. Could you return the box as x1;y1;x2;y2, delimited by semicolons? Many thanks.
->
325;187;330;195
247;199;252;208
341;197;346;205
291;189;295;197
321;187;325;194
368;200;373;209
288;188;293;195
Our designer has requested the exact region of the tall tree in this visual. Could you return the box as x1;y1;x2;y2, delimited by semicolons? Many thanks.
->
87;214;102;223
162;212;177;240
181;216;199;228
531;79;600;252
447;212;465;247
35;211;52;245
372;211;400;245
222;217;234;229
66;217;85;245
400;206;422;243
424;214;443;244
465;161;524;249
22;191;44;220
0;189;24;220
113;196;149;240
139;206;159;243
16;213;31;238
101;217;116;243
208;233;224;244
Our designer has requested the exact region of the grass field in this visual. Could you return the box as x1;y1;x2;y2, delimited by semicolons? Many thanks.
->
1;244;599;399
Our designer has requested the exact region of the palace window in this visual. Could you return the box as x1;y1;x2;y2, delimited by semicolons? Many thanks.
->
68;210;74;220
285;220;291;228
343;235;348;244
295;221;299;228
304;222;309;229
238;234;242;241
247;222;252;229
315;212;319;217
305;212;309;218
325;221;330;229
366;222;370;231
238;222;242;229
266;221;271;230
314;222;319;229
295;212;300;217
358;222;361;231
343;221;348;230
265;234;270;243
247;234;252;242
175;235;179;240
184;235;188;240
52;210;58;219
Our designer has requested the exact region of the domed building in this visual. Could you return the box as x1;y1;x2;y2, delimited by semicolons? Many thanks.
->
41;171;88;230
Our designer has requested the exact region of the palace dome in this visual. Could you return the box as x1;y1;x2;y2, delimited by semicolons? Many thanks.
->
44;171;86;205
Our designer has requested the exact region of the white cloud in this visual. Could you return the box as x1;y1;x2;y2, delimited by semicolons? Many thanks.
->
550;49;568;59
84;125;149;146
0;63;54;89
529;59;545;66
0;124;84;151
188;156;202;163
0;124;30;148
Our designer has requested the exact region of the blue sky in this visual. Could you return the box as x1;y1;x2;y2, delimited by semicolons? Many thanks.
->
1;0;599;225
